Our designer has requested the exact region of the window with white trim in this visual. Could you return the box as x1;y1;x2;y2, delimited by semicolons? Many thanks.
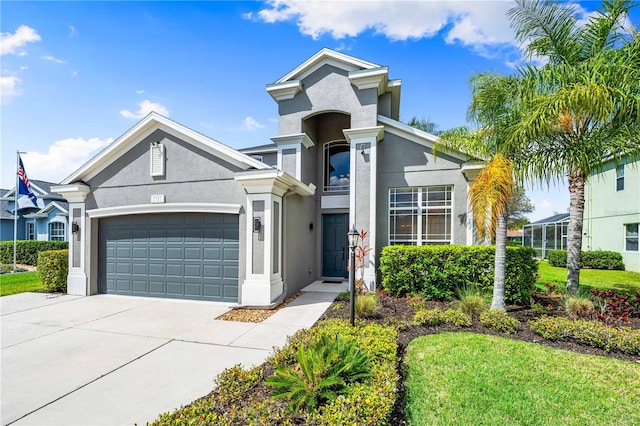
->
625;223;638;252
50;222;66;241
616;164;624;191
324;141;350;192
389;186;453;245
26;222;35;240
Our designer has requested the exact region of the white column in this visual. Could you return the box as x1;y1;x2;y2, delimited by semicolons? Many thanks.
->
344;126;384;291
51;184;91;296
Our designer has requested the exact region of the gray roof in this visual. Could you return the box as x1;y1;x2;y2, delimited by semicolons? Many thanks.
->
530;213;570;225
239;143;277;154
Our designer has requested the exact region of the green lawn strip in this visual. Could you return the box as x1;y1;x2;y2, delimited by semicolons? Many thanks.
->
536;261;640;293
0;272;44;296
405;332;640;426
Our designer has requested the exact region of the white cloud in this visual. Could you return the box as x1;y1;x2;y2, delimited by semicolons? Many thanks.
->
255;1;516;53
22;137;113;183
242;116;265;131
120;100;169;120
536;199;552;211
68;25;77;37
0;25;41;55
42;55;66;64
1;76;21;103
135;89;145;94
71;70;78;77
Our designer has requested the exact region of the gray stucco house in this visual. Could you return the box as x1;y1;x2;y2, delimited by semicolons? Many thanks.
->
1;181;69;243
53;49;481;305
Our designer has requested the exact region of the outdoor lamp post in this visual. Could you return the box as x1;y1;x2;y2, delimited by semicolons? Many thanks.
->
347;225;359;326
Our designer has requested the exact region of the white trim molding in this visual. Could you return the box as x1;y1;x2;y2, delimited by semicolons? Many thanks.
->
51;184;91;203
266;80;302;101
87;203;242;218
348;67;389;96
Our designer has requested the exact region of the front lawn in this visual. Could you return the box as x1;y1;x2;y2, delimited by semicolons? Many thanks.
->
405;332;640;426
0;272;44;296
537;260;640;293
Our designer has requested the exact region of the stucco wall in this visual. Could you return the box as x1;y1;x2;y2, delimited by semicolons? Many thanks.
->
376;131;469;257
278;65;378;135
282;192;318;295
583;159;640;272
86;130;248;209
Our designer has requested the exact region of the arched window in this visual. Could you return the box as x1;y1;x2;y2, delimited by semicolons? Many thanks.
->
324;141;350;192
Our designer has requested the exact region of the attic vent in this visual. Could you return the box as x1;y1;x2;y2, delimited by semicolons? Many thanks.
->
150;143;165;177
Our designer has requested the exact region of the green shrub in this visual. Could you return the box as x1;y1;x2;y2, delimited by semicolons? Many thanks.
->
379;245;537;305
546;250;567;267
335;292;350;302
0;240;68;266
355;293;377;317
529;316;640;355
582;251;625;270
457;287;488;317
546;250;625;270
266;334;372;412
479;310;521;334
564;296;595;319
414;309;472;327
37;249;68;292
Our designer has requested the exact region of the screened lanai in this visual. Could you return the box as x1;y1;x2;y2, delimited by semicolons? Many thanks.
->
522;213;570;259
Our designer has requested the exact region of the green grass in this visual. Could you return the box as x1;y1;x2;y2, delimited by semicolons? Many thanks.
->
0;272;44;296
537;260;640;293
405;332;640;426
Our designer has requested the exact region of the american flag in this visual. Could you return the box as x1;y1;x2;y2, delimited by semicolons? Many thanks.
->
18;157;31;189
17;155;40;209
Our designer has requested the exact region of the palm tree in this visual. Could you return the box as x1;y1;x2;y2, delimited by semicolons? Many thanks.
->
437;74;523;310
506;0;640;294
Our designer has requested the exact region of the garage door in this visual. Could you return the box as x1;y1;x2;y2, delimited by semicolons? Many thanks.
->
98;213;239;302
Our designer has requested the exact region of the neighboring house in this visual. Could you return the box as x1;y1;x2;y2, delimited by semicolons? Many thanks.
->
506;229;523;244
0;181;69;243
53;49;482;305
583;158;640;272
522;213;569;259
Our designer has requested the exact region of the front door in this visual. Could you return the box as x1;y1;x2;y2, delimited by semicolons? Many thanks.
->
322;214;348;278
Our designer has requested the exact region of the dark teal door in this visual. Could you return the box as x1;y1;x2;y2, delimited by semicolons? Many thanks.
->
322;214;348;278
98;213;239;302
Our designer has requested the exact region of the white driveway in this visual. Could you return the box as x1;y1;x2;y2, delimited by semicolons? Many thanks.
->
1;292;308;425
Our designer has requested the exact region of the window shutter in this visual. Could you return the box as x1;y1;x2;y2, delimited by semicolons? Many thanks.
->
150;143;165;177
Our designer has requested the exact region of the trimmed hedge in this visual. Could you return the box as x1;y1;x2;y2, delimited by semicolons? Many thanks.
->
379;245;537;305
0;240;68;266
529;316;640;355
414;309;472;327
547;250;625;270
37;250;68;292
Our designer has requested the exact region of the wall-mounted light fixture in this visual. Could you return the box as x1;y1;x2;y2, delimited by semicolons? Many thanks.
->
71;222;80;235
253;217;262;233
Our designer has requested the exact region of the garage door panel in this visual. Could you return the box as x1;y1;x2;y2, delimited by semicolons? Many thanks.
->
99;213;239;302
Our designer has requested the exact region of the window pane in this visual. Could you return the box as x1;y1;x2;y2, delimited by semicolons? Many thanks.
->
424;186;451;207
423;208;451;241
324;143;350;191
626;223;639;251
50;222;65;241
390;188;418;209
390;210;417;243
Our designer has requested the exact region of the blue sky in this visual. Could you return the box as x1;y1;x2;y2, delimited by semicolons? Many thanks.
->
2;1;637;221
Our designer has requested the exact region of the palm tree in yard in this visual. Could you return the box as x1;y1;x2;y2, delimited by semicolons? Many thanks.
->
437;74;523;311
507;0;640;294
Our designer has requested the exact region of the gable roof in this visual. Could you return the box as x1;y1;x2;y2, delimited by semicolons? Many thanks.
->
378;115;475;162
61;112;271;185
1;180;64;200
274;48;381;84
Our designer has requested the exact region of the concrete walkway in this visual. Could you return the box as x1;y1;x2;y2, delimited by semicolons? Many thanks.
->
0;282;344;425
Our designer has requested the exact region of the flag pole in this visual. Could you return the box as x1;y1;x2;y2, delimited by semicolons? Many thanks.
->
13;151;19;272
13;151;26;273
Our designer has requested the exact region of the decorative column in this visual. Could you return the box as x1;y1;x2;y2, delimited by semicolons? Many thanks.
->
271;133;314;181
51;184;91;295
343;126;384;291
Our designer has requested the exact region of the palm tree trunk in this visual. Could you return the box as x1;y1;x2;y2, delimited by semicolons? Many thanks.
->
566;171;585;295
491;211;508;310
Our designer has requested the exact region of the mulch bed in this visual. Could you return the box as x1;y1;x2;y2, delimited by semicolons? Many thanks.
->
216;292;302;322
320;291;639;426
320;291;640;363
